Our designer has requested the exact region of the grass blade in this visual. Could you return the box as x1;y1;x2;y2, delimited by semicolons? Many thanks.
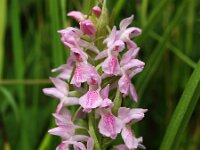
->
160;59;200;150
11;0;28;149
0;0;7;79
49;0;64;67
0;86;19;121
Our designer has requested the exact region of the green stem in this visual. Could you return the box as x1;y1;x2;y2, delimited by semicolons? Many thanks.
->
112;89;122;115
88;112;101;150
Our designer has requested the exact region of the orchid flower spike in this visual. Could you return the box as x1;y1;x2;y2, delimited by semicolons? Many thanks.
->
44;5;147;149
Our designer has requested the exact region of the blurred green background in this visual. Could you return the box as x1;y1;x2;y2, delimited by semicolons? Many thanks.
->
0;0;200;149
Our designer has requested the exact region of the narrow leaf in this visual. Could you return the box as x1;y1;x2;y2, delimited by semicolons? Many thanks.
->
160;59;200;149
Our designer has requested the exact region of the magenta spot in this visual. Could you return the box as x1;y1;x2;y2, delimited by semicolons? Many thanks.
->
90;78;97;85
114;46;119;51
74;52;82;62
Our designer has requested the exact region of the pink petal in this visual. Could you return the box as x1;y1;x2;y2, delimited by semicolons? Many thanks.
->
92;6;101;17
67;11;85;22
43;88;64;99
129;83;138;102
95;49;108;60
80;20;96;37
122;59;145;71
79;39;99;54
70;47;88;62
52;64;73;80
120;48;140;66
121;127;136;149
126;39;138;49
86;66;101;88
63;97;79;106
121;27;142;41
86;137;94;150
102;56;121;76
118;75;130;96
100;84;110;99
103;26;117;47
71;65;88;87
50;77;68;95
53;108;72;125
56;142;69;150
114;144;129;150
79;90;103;111
63;141;86;150
71;135;89;142
111;40;125;52
119;15;134;30
98;112;123;139
122;127;145;149
118;107;148;124
100;98;113;108
48;126;72;140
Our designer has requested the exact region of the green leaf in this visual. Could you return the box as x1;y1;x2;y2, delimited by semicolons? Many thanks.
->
0;0;7;79
49;0;65;67
160;59;200;150
0;86;19;121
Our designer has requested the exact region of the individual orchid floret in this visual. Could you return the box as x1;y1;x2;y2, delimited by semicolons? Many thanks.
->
118;74;138;102
71;63;101;88
118;107;147;149
92;6;102;17
118;15;142;41
49;109;93;150
48;109;75;140
67;11;85;22
102;56;121;76
57;137;94;150
79;89;103;112
118;107;148;124
121;127;146;149
80;20;97;37
98;109;123;139
43;78;79;112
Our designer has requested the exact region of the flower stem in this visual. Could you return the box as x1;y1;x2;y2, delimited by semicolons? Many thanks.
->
88;112;101;150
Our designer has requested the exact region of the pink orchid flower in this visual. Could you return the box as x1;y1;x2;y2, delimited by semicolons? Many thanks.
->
49;109;93;150
92;6;101;17
102;55;121;76
79;89;103;112
118;15;142;46
80;20;96;37
98;109;123;139
118;74;138;102
57;137;93;150
121;127;146;149
118;107;147;149
118;48;145;102
43;78;79;112
71;63;101;88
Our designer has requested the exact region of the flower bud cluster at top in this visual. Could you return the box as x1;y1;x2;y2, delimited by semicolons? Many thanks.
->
43;3;147;150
